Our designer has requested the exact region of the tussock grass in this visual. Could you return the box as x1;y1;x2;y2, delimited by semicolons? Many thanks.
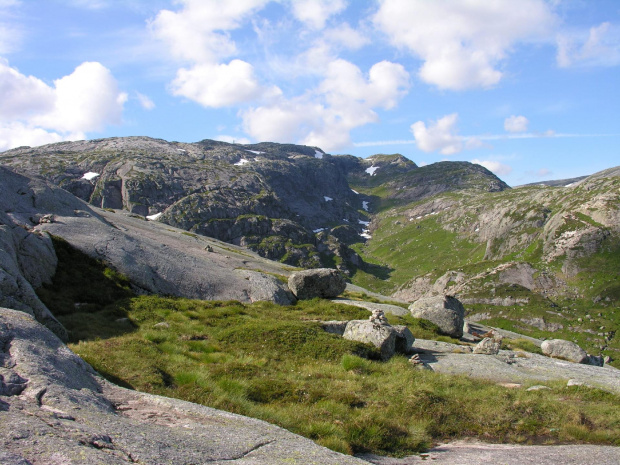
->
67;296;620;457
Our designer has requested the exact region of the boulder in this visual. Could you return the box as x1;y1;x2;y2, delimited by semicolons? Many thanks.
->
343;320;396;360
288;268;346;300
541;339;589;364
392;325;415;354
409;295;465;338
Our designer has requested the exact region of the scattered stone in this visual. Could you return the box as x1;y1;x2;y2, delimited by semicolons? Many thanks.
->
288;268;346;300
38;214;54;224
567;379;586;387
473;337;501;355
408;354;422;365
369;309;389;326
526;385;551;391
498;383;522;389
541;339;589;364
409;295;465;338
604;355;612;364
204;245;214;252
153;322;170;329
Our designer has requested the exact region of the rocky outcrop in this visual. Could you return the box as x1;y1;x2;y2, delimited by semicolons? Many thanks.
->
409;296;465;338
0;307;368;464
0;165;300;322
541;339;589;364
288;268;346;300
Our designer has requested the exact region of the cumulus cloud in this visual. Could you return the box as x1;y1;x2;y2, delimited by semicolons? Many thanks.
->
504;115;529;133
471;158;513;176
136;92;155;110
411;113;464;155
323;23;369;50
373;0;556;90
0;60;126;150
171;60;279;108
241;59;409;151
557;22;620;68
290;0;347;30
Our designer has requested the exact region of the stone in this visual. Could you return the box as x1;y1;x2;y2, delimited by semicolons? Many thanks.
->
587;354;604;367
343;320;396;360
288;268;346;300
392;325;415;354
541;339;589;364
473;337;501;355
526;385;551;391
409;295;465;338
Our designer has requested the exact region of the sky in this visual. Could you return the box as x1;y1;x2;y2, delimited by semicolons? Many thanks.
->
0;0;619;186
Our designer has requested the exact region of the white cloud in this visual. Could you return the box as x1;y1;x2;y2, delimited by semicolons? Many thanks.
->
471;158;512;176
323;23;369;50
504;115;529;133
0;60;126;150
411;113;464;155
557;22;620;68
373;0;556;90
136;92;155;110
290;0;347;30
214;134;252;144
171;60;279;108
241;59;409;151
150;0;269;63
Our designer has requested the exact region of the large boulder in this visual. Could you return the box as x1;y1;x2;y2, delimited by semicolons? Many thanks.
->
343;320;397;360
288;268;346;299
409;295;465;338
541;339;589;364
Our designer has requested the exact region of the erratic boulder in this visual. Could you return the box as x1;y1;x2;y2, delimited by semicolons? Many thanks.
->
288;268;346;300
409;295;465;338
541;339;589;364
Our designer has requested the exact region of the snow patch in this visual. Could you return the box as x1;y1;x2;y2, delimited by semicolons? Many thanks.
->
324;196;333;202
313;228;326;233
358;220;370;226
360;231;372;239
82;172;100;181
351;189;359;194
146;212;162;221
234;158;250;166
315;150;323;159
245;149;264;155
362;201;369;212
365;166;379;176
475;228;480;232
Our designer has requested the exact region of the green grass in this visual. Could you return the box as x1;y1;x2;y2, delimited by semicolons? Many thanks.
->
61;296;620;457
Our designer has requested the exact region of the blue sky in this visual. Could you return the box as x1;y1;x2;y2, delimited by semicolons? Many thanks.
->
0;0;618;185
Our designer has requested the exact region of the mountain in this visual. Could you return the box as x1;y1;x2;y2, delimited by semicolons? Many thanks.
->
0;137;505;273
348;165;620;365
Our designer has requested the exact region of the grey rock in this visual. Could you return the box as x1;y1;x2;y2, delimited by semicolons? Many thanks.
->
587;354;604;367
332;298;409;316
236;269;296;305
392;325;415;354
409;295;465;338
288;268;346;300
343;320;396;360
526;385;551;391
0;307;368;465
473;337;502;355
541;339;589;364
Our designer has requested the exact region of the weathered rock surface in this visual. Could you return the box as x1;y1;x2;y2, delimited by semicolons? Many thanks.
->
410;339;620;394
473;337;502;355
342;319;414;360
0;308;369;464
541;339;589;364
409;296;465;338
332;298;409;316
0;164;300;323
288;268;346;300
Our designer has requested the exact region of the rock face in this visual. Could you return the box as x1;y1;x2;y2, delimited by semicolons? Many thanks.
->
0;307;367;464
288;268;346;300
409;296;465;338
0;164;300;329
541;339;589;364
0;137;374;271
